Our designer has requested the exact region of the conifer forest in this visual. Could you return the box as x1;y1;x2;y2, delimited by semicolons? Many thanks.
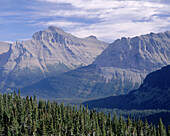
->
0;91;169;136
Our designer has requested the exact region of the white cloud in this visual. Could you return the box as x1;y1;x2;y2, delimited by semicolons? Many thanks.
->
2;0;169;42
0;11;23;16
34;20;85;28
37;0;170;40
38;0;169;42
72;16;170;42
37;0;165;19
4;41;14;44
40;0;165;10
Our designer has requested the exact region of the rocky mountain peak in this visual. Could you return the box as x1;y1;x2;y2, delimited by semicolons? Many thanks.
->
32;26;70;43
86;35;97;39
0;41;11;54
0;27;109;92
47;26;64;32
20;31;169;99
94;31;170;72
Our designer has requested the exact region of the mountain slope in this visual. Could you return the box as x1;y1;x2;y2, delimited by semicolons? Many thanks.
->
22;31;170;99
0;26;108;92
83;65;170;110
0;42;11;54
92;31;170;83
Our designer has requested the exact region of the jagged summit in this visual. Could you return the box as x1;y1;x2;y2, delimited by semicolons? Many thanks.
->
47;26;64;32
21;31;170;99
0;27;109;92
32;26;69;41
86;35;97;39
0;41;11;54
94;31;170;71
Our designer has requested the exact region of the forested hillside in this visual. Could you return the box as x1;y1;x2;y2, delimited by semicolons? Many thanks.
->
0;92;169;135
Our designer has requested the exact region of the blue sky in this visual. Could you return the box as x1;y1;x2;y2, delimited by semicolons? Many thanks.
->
0;0;170;42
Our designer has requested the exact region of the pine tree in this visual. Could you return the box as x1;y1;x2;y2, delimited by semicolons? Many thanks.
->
168;125;170;136
127;115;133;135
122;119;127;136
157;118;166;136
0;95;4;132
85;106;91;135
118;115;123;135
3;110;10;136
136;119;143;136
38;118;46;136
101;113;106;136
0;92;168;136
144;119;149;136
112;113;118;135
106;113;112;136
46;114;54;135
79;111;85;136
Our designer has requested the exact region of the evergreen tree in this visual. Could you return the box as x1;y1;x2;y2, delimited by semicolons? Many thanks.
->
168;125;170;136
106;113;112;136
157;118;166;136
112;113;118;135
0;92;168;136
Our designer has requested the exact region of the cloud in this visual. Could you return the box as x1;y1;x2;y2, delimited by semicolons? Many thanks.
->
40;0;165;9
35;20;85;28
35;0;167;22
0;11;23;16
4;41;14;44
0;0;169;42
36;0;169;42
72;16;170;42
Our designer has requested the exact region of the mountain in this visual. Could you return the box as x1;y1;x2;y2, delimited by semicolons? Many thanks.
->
0;42;11;54
83;65;170;110
0;26;108;92
21;31;170;99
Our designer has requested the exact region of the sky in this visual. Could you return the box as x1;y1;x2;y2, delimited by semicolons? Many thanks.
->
0;0;170;43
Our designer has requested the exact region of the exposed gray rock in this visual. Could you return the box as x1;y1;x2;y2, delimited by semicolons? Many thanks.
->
21;31;170;99
93;31;170;85
0;26;109;92
83;65;170;110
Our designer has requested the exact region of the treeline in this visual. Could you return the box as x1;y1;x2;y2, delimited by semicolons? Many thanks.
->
0;91;169;136
93;108;170;127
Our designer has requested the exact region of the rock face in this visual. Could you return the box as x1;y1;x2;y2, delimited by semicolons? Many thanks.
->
93;31;170;84
21;31;170;99
84;65;170;110
0;26;108;92
0;42;11;54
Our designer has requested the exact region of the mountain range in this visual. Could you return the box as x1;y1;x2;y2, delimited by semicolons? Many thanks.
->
83;65;170;110
21;31;170;99
0;26;108;92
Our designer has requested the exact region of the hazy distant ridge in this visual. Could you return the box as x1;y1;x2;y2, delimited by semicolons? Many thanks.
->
84;65;170;110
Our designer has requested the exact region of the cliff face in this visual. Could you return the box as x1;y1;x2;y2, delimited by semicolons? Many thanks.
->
0;26;108;92
93;31;170;84
84;65;170;110
21;31;170;99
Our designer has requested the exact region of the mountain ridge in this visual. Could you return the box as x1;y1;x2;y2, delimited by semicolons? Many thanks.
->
21;31;170;99
0;26;109;92
83;65;170;110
